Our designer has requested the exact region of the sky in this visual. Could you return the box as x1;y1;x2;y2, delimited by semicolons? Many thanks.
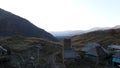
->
0;0;120;32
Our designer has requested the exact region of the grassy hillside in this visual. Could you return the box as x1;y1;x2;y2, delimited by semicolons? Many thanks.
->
0;36;63;68
72;28;120;50
0;36;60;52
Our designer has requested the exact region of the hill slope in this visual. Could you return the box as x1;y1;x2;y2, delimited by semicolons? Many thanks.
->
0;36;63;68
72;28;120;50
0;8;58;42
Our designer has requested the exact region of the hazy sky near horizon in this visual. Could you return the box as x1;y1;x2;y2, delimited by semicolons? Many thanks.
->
0;0;120;31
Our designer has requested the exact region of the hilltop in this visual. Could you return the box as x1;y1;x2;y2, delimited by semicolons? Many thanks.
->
0;8;58;42
72;28;120;50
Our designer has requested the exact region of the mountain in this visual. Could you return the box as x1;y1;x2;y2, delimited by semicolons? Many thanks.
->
72;28;120;50
51;26;117;37
89;27;111;31
50;30;86;37
113;25;120;29
50;27;111;37
0;8;58;42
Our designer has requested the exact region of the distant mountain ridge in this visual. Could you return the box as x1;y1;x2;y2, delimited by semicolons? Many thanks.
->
51;25;120;37
113;25;120;29
0;8;58;42
51;30;85;36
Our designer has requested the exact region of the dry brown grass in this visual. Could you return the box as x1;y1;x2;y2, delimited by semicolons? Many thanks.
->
72;29;120;50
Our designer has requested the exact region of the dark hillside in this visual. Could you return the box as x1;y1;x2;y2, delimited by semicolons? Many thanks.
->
0;8;58;42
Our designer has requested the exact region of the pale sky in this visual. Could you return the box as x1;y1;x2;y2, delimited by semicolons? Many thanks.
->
0;0;120;31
